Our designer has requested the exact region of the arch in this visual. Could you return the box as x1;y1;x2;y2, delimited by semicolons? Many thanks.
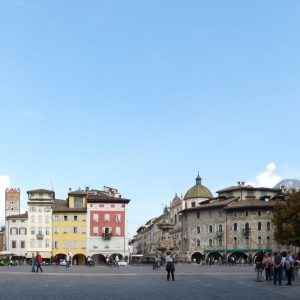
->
207;252;222;264
72;254;86;266
91;254;106;265
112;253;123;260
228;252;248;264
191;251;203;263
54;253;67;261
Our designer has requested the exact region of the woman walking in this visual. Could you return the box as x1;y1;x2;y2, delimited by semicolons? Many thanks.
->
165;251;175;281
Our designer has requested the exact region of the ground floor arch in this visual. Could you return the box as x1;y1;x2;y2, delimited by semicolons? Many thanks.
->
206;252;222;264
72;254;86;266
228;252;248;264
111;253;123;260
91;254;106;265
191;252;203;263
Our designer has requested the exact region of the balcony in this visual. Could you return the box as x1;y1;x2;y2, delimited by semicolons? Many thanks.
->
36;234;44;240
102;232;112;240
216;231;223;238
242;228;250;236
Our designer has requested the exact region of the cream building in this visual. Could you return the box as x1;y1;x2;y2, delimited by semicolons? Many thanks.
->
26;189;54;260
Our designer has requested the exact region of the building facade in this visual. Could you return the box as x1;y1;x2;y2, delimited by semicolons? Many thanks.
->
26;189;54;259
87;187;130;263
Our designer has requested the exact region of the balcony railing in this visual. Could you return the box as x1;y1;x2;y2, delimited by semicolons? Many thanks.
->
102;232;112;240
36;234;44;240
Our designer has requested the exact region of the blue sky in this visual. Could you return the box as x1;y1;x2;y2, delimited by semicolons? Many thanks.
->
0;0;300;236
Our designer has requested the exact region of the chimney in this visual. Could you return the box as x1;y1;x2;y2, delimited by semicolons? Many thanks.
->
241;181;245;187
237;181;241;186
85;187;89;192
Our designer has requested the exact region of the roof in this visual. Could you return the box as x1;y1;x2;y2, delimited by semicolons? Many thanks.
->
6;212;28;220
216;185;280;193
184;175;213;200
27;189;54;194
181;198;238;213
68;190;88;196
87;192;130;204
223;199;284;210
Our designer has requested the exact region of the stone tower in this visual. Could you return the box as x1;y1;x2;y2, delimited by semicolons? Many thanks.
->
5;188;20;217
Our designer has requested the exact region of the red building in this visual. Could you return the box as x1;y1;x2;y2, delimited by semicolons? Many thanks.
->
87;187;130;264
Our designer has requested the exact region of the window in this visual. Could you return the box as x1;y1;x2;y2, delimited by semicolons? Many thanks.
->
45;216;50;224
93;227;98;235
53;215;59;221
209;225;213;233
233;223;238;231
54;241;58;249
38;207;43;213
257;236;262;245
218;238;222;246
116;214;121;222
209;239;213;247
104;214;110;222
104;227;111;234
267;222;271;231
245;237;249;245
54;227;59;234
258;211;261;216
219;224;222;232
44;206;51;212
73;227;78;234
82;227;86;234
74;197;83;208
19;227;27;235
64;215;68;221
71;241;78;249
233;237;237;246
197;212;200;219
63;241;68;249
30;239;36;248
12;241;16;248
45;240;50;248
38;227;43;235
197;239;200;247
38;240;43;248
245;211;249;216
266;236;271;245
73;215;78;221
246;191;254;198
197;226;200;234
30;227;35;235
21;241;25;248
11;227;18;235
82;241;87;249
191;202;195;208
245;222;250;230
31;216;35;223
30;207;36;212
45;227;50;236
38;216;42;224
116;227;121;235
258;222;261;231
63;227;68;234
82;214;87;221
93;214;98;222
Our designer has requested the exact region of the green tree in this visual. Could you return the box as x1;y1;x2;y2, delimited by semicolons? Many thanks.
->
272;191;300;247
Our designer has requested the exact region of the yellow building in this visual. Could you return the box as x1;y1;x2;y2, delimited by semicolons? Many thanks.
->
52;190;87;265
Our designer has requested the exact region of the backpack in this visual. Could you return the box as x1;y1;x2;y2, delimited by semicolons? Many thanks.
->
285;260;291;270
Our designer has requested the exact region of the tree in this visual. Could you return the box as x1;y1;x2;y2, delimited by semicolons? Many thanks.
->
272;191;300;247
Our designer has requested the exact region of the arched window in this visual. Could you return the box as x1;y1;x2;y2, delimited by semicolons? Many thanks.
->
266;236;271;245
245;237;249;245
267;222;271;230
197;239;200;247
245;222;250;230
209;239;213;247
233;223;238;231
219;224;222;232
258;222;261;230
233;237;237;246
257;236;262;245
218;238;222;246
174;214;177;225
197;226;200;234
209;225;213;233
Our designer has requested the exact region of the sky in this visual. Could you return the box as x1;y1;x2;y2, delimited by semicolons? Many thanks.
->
0;0;300;237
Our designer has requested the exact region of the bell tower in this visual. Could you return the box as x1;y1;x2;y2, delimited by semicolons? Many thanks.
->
5;188;20;217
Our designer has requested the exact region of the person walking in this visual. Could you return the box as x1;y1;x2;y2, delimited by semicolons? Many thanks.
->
273;252;283;285
36;252;43;273
254;252;263;282
114;255;119;269
165;251;175;281
31;253;36;272
66;253;71;270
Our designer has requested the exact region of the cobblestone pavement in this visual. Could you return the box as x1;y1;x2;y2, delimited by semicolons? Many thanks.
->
0;264;299;300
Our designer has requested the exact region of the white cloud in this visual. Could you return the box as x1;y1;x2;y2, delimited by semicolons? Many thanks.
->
0;175;11;226
248;163;281;188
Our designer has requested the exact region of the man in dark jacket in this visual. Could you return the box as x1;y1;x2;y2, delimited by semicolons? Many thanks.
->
273;252;283;285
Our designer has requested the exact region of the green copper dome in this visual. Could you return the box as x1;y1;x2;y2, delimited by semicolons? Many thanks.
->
184;174;213;200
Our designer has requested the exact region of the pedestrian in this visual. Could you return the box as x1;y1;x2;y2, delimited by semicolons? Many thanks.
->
254;252;263;282
165;251;175;281
36;252;43;273
263;253;273;282
273;252;283;285
31;253;36;272
285;252;294;286
66;253;71;270
114;255;119;269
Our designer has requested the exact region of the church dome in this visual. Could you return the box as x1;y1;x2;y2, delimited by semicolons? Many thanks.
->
184;174;213;200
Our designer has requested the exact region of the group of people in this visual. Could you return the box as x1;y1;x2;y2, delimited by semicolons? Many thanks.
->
105;255;120;268
254;251;300;285
31;252;43;273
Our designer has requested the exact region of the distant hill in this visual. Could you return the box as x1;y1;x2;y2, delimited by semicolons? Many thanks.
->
274;179;300;192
